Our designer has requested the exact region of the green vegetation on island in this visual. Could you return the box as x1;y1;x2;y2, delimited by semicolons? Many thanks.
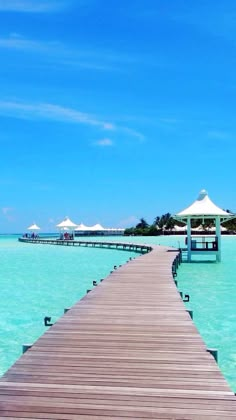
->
124;211;236;236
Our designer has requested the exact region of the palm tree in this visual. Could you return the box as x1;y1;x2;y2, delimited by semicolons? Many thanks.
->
159;213;171;229
154;216;160;226
136;218;149;229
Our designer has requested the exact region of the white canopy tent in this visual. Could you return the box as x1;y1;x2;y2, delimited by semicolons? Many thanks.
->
174;189;235;262
191;224;205;232
27;223;40;230
74;223;125;236
75;223;91;231
56;217;77;229
89;223;105;231
74;223;105;232
173;224;187;232
208;225;228;232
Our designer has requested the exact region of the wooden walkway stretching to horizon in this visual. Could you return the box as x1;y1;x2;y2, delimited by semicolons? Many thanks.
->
0;244;236;419
18;237;152;254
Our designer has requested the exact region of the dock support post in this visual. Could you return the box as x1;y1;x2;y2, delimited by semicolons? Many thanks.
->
64;308;70;313
22;344;32;354
186;309;193;319
44;316;53;326
207;348;218;363
179;250;182;263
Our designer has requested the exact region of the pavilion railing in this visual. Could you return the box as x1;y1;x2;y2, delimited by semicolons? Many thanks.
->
189;236;218;251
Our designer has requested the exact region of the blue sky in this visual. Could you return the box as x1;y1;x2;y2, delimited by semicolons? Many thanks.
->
0;0;236;232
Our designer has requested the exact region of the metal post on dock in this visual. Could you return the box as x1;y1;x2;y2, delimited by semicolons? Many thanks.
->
207;348;218;363
44;316;53;326
186;309;193;319
22;344;32;354
64;308;70;313
172;262;177;277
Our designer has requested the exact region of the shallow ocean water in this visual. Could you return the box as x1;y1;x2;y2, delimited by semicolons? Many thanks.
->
1;234;236;392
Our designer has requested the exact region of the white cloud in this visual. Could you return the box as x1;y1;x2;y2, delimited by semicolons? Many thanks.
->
0;0;65;13
0;101;114;130
0;35;60;52
0;34;156;73
0;100;144;140
94;138;114;146
121;127;145;141
0;35;123;72
0;35;118;74
103;123;115;130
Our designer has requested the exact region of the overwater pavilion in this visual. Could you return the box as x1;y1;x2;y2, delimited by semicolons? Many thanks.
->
174;189;235;262
56;217;77;239
26;223;40;238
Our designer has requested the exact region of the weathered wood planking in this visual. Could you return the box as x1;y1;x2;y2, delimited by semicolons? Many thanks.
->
0;244;236;419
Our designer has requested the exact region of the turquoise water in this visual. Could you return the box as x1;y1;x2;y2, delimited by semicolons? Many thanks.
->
176;236;236;391
1;235;236;393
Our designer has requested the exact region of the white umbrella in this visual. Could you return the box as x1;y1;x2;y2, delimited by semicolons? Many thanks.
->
56;217;77;228
27;223;40;230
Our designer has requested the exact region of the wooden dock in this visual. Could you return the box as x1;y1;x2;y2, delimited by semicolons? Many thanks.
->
18;237;152;253
0;244;236;419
